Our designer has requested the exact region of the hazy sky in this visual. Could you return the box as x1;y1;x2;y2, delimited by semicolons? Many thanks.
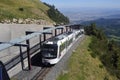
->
41;0;120;9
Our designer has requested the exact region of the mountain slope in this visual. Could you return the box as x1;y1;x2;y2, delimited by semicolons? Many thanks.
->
57;36;117;80
81;18;120;36
0;0;52;22
81;18;120;43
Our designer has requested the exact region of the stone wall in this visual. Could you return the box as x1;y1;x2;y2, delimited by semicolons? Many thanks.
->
0;18;54;25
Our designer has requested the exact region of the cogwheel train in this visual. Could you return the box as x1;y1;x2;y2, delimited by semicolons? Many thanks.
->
41;28;84;65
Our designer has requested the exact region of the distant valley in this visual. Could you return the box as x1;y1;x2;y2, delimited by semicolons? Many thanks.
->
81;18;120;44
62;8;120;22
62;8;120;43
76;15;120;44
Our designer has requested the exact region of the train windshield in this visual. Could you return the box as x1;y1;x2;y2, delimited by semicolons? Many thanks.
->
41;44;58;59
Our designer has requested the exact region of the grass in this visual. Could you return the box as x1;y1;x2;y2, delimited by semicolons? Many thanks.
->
0;0;52;22
57;36;117;80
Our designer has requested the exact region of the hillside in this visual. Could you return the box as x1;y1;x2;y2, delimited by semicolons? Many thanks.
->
81;18;120;43
0;0;52;22
0;0;69;24
57;36;117;80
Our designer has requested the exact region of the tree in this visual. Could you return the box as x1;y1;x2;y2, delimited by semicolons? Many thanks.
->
44;3;69;24
85;23;120;79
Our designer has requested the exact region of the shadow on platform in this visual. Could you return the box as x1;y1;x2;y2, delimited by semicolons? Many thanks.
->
31;52;43;67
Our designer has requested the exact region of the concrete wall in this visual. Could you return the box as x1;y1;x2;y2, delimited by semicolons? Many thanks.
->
0;24;53;63
0;24;68;78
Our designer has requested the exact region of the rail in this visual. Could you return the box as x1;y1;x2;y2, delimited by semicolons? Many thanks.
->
32;67;51;80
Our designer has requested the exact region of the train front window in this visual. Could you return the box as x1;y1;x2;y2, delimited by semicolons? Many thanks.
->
41;44;57;59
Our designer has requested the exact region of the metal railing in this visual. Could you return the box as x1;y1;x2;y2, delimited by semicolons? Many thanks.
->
0;26;65;71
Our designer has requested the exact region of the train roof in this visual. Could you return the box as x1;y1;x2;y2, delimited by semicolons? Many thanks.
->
44;31;73;44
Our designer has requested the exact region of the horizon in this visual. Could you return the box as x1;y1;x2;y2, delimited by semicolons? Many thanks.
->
41;0;120;11
41;0;120;22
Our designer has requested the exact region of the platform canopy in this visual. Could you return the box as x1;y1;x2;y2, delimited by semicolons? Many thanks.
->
0;26;64;51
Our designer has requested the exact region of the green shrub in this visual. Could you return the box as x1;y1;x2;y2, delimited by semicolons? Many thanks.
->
85;23;120;79
19;7;24;11
90;52;96;58
99;64;103;68
104;76;109;80
44;3;69;24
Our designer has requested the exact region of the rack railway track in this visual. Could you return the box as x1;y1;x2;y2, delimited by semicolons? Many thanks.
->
32;67;51;80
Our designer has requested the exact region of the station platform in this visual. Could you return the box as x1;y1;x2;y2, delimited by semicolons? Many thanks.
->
12;66;41;80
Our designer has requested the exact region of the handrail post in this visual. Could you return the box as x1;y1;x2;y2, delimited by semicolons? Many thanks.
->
19;46;24;70
26;32;31;70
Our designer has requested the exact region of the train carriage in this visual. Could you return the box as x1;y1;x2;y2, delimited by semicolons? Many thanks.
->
41;29;83;65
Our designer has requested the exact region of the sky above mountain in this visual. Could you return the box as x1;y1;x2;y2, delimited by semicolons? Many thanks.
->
41;0;120;22
41;0;120;9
